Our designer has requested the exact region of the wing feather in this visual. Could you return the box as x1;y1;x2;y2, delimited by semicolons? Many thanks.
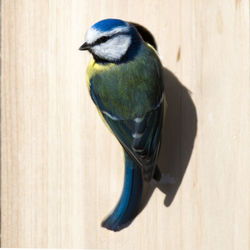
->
102;97;164;180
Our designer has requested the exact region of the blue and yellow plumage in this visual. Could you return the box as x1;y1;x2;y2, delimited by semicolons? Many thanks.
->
80;19;166;231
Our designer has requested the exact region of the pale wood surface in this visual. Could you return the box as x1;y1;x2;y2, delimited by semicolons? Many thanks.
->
1;0;249;249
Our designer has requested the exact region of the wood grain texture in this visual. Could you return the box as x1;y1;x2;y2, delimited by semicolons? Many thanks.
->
1;0;249;249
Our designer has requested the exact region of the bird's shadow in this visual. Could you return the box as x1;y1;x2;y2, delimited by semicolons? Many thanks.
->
156;68;197;206
131;23;197;210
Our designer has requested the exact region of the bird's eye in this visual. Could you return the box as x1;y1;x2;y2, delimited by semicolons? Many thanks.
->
96;36;110;44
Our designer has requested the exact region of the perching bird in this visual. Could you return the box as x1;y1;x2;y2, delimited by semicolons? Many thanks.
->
79;19;166;231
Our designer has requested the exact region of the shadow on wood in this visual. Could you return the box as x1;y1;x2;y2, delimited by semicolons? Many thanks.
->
141;68;197;210
131;22;197;212
157;68;197;206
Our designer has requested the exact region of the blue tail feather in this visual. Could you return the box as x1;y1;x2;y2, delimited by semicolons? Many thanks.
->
101;151;143;231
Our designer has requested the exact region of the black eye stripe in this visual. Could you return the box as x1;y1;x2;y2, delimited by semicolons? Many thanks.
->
91;31;130;46
96;36;110;44
92;36;110;46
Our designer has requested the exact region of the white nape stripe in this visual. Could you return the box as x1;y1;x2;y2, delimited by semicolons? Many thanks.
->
132;132;143;139
86;25;130;44
134;117;144;123
102;111;119;120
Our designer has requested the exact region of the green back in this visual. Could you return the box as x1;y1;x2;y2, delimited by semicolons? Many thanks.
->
89;43;163;120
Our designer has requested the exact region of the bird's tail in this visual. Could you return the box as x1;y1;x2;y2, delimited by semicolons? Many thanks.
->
101;151;143;231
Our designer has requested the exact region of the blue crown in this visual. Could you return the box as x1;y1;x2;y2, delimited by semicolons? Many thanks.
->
92;19;128;32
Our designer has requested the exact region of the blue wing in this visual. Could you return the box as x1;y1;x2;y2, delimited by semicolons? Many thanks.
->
90;79;164;180
105;102;163;181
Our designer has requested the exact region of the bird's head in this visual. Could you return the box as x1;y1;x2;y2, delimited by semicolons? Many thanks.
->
79;19;142;63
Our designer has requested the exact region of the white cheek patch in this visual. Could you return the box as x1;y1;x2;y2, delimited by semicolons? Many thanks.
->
91;35;132;61
85;26;129;44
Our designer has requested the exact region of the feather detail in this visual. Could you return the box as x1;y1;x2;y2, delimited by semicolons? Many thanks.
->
101;151;143;231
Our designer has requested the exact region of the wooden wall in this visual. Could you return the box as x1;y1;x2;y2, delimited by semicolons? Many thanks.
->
1;0;249;249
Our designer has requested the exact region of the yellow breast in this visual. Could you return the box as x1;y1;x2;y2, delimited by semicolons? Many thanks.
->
86;58;115;91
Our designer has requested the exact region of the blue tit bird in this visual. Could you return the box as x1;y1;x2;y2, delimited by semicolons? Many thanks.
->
79;19;166;231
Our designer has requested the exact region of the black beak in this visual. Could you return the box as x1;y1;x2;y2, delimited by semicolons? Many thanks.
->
79;42;91;51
